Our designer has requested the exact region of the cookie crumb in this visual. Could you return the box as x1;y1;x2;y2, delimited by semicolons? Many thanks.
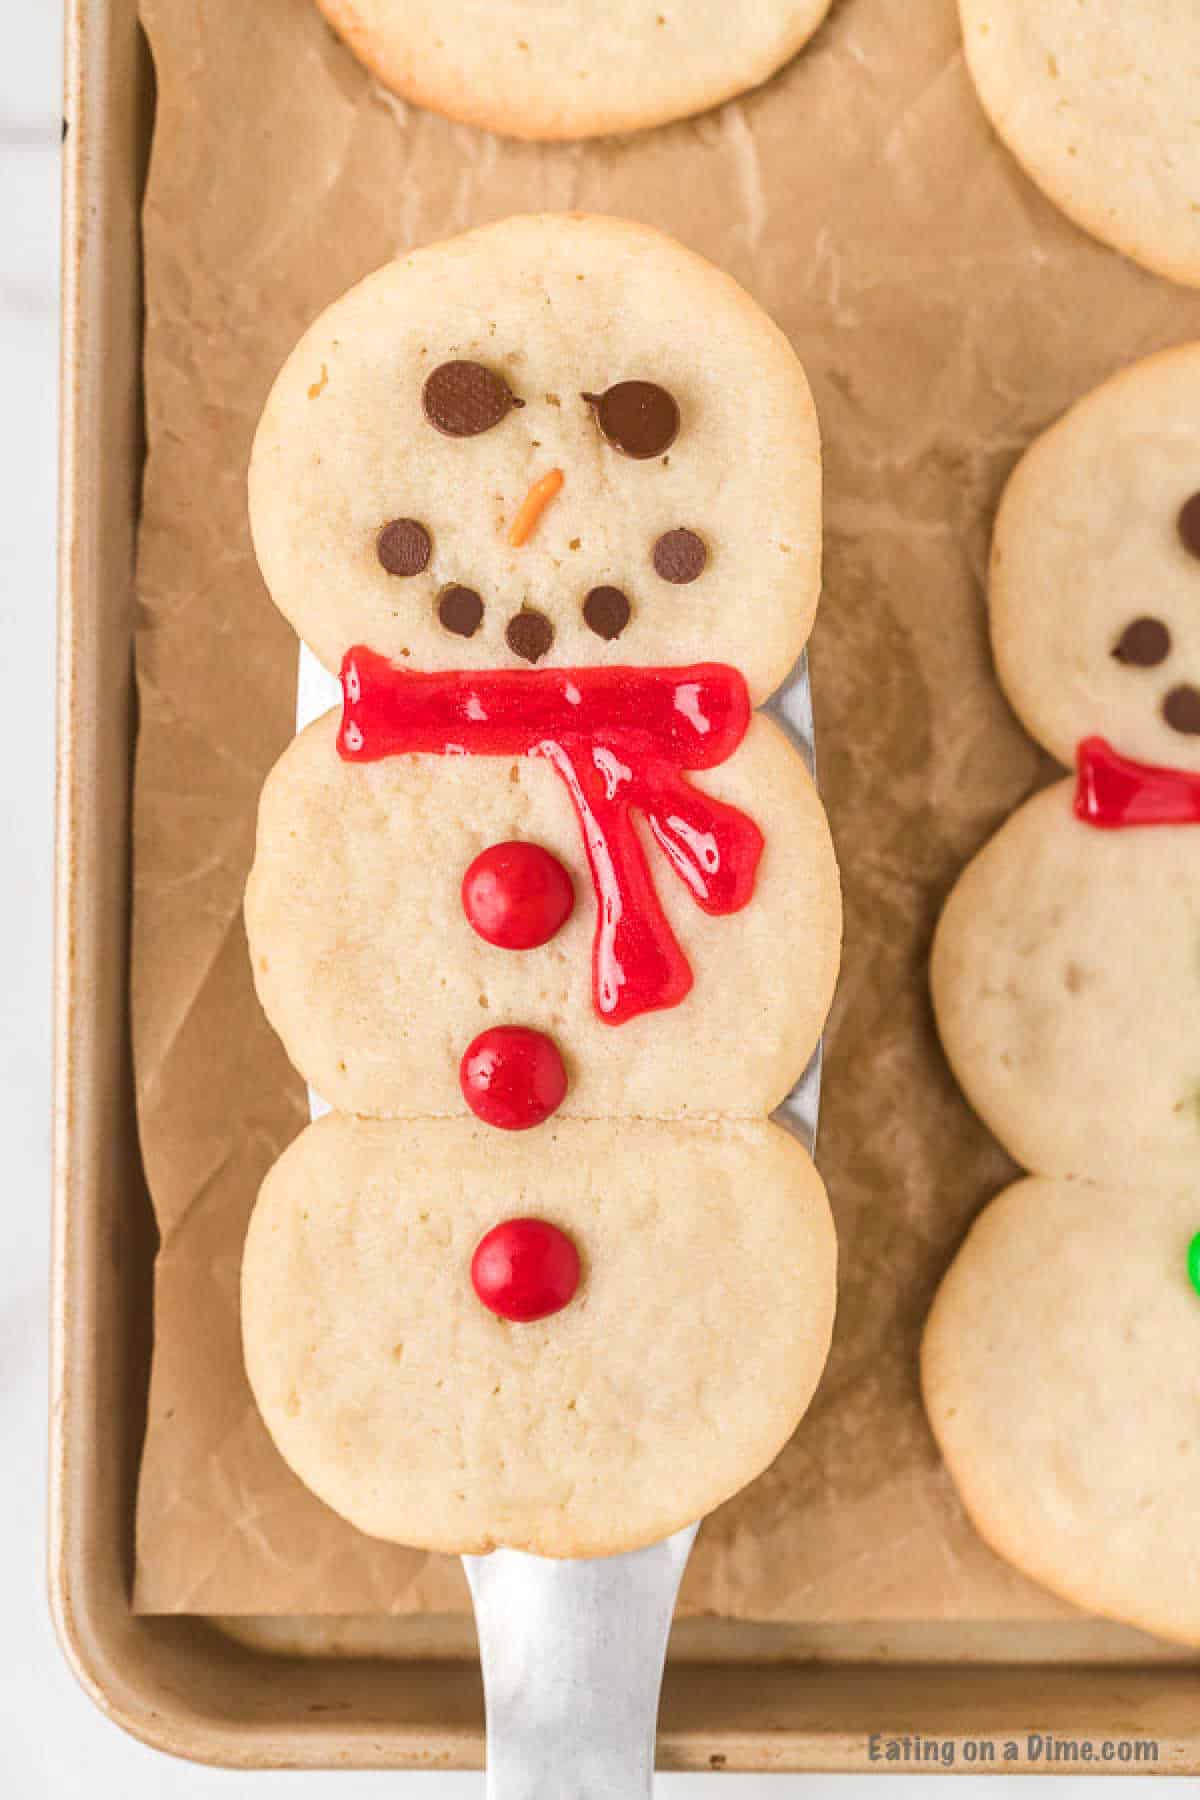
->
1172;1088;1200;1124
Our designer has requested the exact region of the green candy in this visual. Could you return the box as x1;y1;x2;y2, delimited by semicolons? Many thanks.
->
1187;1232;1200;1297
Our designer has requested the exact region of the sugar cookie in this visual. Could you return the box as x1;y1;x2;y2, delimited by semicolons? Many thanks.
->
314;0;833;141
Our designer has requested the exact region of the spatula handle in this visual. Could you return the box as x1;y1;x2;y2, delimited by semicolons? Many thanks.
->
463;1524;697;1800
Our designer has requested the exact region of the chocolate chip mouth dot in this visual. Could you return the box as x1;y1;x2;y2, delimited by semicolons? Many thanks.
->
423;360;524;438
506;608;555;664
1178;491;1200;560
652;528;707;584
582;586;631;640
1113;615;1171;667
1163;684;1200;735
582;380;679;459
437;585;484;638
377;517;432;576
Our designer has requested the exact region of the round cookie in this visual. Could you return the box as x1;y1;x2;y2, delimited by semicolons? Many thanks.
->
990;343;1200;773
932;779;1200;1189
313;2;833;142
248;214;822;703
245;707;840;1120
958;1;1200;287
923;1177;1200;1646
241;1112;837;1557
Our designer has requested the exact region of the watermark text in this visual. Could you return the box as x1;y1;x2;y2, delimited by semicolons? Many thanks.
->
866;1731;1158;1768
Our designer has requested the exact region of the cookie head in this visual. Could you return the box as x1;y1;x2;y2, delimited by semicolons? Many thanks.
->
990;345;1200;771
248;215;821;703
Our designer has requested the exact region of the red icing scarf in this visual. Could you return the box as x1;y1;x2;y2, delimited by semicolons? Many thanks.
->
339;647;764;1024
1075;736;1200;829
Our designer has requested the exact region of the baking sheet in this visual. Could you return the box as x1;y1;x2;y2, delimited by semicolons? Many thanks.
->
132;0;1200;1624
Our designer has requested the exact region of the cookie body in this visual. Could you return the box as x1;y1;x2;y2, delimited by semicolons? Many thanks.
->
242;1113;837;1557
929;342;1200;1638
959;1;1200;286
923;1177;1200;1645
314;1;833;141
246;709;840;1119
249;214;822;703
932;779;1200;1190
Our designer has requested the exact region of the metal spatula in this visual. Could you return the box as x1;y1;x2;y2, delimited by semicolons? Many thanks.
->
297;647;821;1797
462;1523;700;1800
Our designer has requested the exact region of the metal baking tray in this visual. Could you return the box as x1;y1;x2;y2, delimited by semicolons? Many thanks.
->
49;0;1200;1770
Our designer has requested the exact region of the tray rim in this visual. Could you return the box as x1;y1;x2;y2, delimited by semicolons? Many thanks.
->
48;0;1200;1773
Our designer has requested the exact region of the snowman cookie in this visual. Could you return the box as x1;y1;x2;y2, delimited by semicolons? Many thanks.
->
242;215;840;1556
958;1;1200;287
927;343;1200;1641
313;1;833;142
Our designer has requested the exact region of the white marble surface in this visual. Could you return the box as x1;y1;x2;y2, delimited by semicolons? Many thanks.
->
0;4;1168;1793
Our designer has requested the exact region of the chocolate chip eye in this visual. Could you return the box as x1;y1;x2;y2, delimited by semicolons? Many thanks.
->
652;528;707;585
1178;491;1200;560
1112;616;1171;667
583;586;631;640
582;381;679;459
377;517;431;576
1164;685;1200;735
437;585;484;638
423;361;524;438
506;608;555;664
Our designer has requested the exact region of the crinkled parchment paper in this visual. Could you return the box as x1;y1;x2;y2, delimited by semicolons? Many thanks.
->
132;0;1200;1631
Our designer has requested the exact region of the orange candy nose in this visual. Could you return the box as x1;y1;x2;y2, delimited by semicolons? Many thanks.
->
508;468;564;547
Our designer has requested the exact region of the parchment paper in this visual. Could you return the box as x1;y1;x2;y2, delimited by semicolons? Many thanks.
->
132;0;1200;1622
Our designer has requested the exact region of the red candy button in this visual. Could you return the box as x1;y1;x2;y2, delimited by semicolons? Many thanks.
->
460;1026;567;1130
471;1217;581;1322
462;841;574;950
